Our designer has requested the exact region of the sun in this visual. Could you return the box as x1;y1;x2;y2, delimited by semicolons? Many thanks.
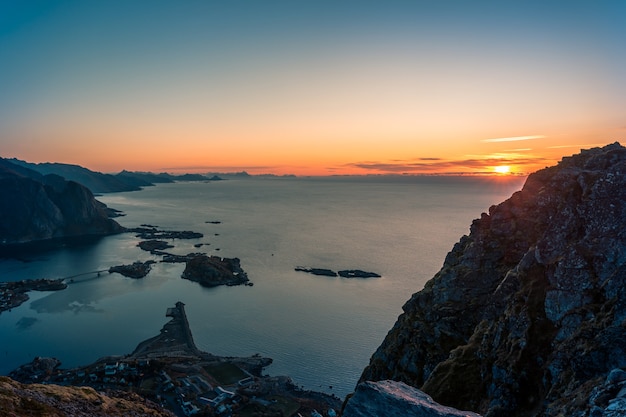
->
494;165;511;174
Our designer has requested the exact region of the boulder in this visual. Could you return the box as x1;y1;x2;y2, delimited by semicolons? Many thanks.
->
343;380;481;417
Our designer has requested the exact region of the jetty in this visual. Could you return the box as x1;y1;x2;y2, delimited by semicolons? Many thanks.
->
9;300;341;416
130;301;203;359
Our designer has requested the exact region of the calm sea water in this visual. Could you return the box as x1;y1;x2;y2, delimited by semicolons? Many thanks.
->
0;176;524;398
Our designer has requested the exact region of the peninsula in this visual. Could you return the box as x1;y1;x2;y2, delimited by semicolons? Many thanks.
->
9;302;341;417
0;279;67;313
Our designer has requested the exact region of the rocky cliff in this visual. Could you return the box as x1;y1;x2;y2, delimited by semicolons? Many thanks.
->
360;143;626;417
0;158;124;246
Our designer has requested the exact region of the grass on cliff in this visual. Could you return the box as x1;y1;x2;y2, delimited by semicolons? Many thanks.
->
203;363;247;386
238;395;300;417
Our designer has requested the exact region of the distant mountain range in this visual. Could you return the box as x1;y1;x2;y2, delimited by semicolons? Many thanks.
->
7;158;220;194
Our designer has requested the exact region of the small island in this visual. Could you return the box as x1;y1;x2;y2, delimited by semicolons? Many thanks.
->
295;267;337;277
338;270;381;278
182;255;250;287
109;261;156;279
131;227;203;240
295;267;381;279
137;239;174;253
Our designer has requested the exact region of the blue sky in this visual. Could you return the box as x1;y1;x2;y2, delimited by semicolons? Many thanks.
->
1;1;625;174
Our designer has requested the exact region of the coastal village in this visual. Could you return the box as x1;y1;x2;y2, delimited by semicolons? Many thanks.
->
0;278;67;313
9;302;342;417
0;225;379;417
1;226;372;416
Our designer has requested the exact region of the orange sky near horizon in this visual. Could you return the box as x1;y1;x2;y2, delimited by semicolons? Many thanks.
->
1;2;624;176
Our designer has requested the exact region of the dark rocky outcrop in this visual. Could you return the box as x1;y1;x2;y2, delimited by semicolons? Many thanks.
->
295;266;338;277
295;267;381;278
131;227;203;240
182;255;250;287
0;159;124;246
8;357;61;382
137;240;174;253
343;380;481;417
338;270;381;278
360;143;626;417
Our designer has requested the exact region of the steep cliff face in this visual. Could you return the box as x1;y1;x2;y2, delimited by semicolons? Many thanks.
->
0;159;124;245
360;143;626;417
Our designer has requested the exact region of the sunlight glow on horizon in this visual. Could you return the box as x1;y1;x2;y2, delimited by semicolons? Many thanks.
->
0;2;624;176
481;135;544;143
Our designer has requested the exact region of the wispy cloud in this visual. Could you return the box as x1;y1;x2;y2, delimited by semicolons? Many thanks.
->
546;143;606;149
481;135;544;143
346;155;549;174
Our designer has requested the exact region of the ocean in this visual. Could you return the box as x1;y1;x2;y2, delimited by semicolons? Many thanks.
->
0;175;525;398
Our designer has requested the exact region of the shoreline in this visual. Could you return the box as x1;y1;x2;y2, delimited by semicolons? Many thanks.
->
9;301;342;417
0;278;67;313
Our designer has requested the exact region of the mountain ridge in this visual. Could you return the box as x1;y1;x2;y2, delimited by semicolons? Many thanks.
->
358;142;626;416
0;158;124;246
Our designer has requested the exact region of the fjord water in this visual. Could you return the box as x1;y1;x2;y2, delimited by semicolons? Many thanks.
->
0;176;524;397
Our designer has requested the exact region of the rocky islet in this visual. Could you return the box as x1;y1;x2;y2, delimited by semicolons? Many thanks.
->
295;267;381;278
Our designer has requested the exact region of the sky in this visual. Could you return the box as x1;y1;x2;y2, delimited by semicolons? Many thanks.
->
1;1;625;176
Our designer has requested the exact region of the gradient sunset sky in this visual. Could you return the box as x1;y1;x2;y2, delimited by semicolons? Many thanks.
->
1;1;625;175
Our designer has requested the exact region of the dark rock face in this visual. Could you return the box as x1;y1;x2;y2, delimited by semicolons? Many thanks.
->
343;380;481;417
0;159;124;246
131;227;203;240
182;255;249;287
360;143;626;417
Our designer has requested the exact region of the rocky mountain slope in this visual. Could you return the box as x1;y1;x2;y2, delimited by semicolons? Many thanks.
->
360;143;626;417
0;376;174;417
0;158;124;246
